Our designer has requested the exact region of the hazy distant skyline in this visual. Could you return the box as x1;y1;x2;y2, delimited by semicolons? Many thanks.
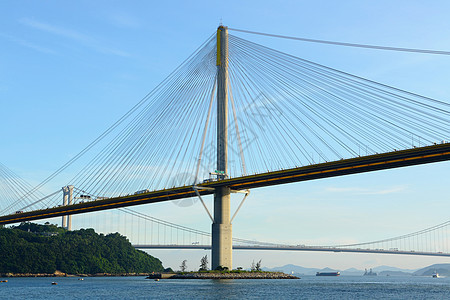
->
1;0;450;270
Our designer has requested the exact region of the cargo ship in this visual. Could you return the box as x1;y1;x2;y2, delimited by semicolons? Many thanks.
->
363;268;377;276
316;272;340;276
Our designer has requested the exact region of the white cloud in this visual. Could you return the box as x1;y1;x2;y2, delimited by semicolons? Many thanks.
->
19;18;90;43
0;32;57;55
325;187;366;193
325;185;407;195
17;39;57;55
18;18;130;57
107;13;142;29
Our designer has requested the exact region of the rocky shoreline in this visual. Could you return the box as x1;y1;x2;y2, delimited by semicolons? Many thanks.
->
1;271;152;278
147;272;299;280
2;271;299;279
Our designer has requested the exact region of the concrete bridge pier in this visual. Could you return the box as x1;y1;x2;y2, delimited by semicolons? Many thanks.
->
212;186;232;269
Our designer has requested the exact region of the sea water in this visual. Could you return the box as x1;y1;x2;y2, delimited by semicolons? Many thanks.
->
0;275;449;299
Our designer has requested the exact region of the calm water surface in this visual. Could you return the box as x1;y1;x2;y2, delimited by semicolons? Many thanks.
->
0;275;449;299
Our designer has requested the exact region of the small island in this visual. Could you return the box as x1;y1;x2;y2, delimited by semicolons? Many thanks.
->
0;222;164;277
147;271;299;280
146;258;299;280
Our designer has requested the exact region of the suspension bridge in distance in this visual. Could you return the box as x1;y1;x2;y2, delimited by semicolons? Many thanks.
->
134;245;450;258
2;25;450;269
126;207;450;257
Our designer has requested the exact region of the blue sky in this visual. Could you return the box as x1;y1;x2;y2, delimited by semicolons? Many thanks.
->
1;0;450;270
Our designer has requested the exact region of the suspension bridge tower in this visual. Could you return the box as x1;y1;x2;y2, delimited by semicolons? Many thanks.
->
62;185;74;230
212;25;232;270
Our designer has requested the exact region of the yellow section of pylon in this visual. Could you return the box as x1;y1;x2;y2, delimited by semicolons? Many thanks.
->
217;26;222;66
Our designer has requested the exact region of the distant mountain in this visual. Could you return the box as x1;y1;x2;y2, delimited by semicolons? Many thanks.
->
341;267;416;276
263;263;448;276
413;264;450;277
262;264;319;275
379;270;413;276
341;268;364;276
343;268;361;273
372;265;417;273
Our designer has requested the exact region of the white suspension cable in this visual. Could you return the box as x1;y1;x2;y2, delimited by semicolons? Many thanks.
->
195;77;217;183
229;83;247;175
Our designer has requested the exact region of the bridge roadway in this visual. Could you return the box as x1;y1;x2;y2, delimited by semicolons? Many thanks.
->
1;143;449;225
134;244;450;257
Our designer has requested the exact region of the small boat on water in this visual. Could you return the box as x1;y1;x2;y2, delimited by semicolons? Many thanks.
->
154;279;160;281
0;280;7;283
51;282;58;285
316;272;340;276
432;271;440;278
78;278;84;281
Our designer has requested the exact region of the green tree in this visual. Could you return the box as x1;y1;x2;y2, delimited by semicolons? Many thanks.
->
0;223;164;275
180;260;187;272
255;259;262;271
199;255;208;271
251;260;256;271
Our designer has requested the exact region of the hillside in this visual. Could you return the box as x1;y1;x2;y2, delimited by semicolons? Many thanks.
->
265;263;450;276
413;264;450;276
0;223;164;275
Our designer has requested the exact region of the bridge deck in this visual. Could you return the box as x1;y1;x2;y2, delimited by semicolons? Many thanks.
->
1;143;449;225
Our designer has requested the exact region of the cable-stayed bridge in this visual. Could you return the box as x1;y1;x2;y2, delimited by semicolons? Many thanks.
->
1;26;450;269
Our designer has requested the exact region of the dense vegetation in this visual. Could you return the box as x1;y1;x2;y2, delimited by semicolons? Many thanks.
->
0;223;164;274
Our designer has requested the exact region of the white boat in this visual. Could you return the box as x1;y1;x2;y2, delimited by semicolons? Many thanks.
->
432;271;439;278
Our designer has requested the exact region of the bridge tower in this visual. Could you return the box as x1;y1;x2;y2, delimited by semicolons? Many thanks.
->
62;185;74;230
212;25;232;270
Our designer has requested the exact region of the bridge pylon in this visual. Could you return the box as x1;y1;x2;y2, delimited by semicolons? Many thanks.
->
212;25;232;270
62;185;74;230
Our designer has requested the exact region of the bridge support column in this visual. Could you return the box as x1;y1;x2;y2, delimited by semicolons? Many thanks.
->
212;25;232;270
212;187;232;269
62;185;74;230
